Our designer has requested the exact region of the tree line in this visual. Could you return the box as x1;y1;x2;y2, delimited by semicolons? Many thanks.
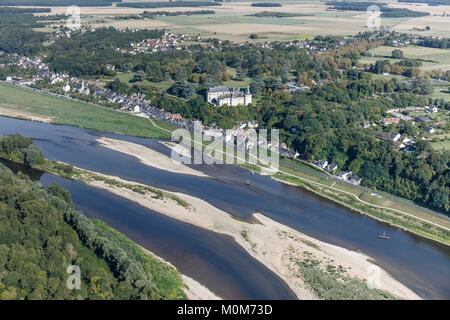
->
0;134;186;299
327;1;429;18
0;7;51;14
251;2;282;7
398;0;450;5
117;1;221;9
0;0;119;6
417;37;450;49
0;13;48;55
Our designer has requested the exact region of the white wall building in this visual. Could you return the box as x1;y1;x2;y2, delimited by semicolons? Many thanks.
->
207;86;252;107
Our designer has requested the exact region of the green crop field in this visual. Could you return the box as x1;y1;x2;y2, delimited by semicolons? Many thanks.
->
41;1;450;42
430;138;450;152
433;85;450;102
360;45;450;71
0;83;172;138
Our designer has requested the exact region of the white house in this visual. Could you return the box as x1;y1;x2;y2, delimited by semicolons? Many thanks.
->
426;106;438;113
338;171;352;180
327;163;338;172
350;175;362;185
425;126;435;134
316;160;328;169
375;132;402;143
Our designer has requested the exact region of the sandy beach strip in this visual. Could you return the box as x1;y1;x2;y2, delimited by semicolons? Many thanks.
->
139;245;221;300
97;137;209;178
0;107;53;123
182;275;222;300
79;170;421;300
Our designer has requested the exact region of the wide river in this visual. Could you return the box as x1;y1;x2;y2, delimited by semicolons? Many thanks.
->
1;116;449;299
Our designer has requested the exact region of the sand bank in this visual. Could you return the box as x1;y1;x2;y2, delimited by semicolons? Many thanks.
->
97;137;208;178
182;275;222;300
139;245;221;300
0;107;53;123
80;170;421;300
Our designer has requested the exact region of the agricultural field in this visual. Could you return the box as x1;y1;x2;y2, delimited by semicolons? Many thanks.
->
223;67;252;87
388;2;450;37
430;135;450;152
359;45;450;72
115;72;175;90
433;84;450;102
95;68;250;91
35;1;450;42
0;82;171;138
430;131;450;152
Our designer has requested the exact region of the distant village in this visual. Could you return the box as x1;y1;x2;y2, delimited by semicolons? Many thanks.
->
128;33;197;54
1;29;448;186
47;20;355;56
313;103;446;186
2;52;302;161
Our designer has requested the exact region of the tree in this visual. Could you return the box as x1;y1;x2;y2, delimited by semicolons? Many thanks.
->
130;72;144;83
427;181;449;212
0;135;188;299
402;68;420;78
23;144;44;168
106;78;128;95
283;115;299;130
234;66;245;81
250;78;265;95
370;60;390;74
411;77;433;95
144;61;166;82
399;122;416;136
415;140;432;153
391;49;404;59
167;82;195;99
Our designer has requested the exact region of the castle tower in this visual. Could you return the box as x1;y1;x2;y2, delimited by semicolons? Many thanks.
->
244;85;252;106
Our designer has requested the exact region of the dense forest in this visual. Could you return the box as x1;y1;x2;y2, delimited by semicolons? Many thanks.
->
381;8;429;18
117;1;221;8
0;0;119;5
0;13;48;55
417;38;450;49
328;1;429;18
251;2;282;7
0;135;186;299
368;58;422;77
47;28;164;76
398;0;450;5
0;7;51;14
248;11;311;18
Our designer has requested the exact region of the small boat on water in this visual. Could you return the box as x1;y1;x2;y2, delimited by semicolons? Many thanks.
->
245;179;252;186
378;231;390;240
